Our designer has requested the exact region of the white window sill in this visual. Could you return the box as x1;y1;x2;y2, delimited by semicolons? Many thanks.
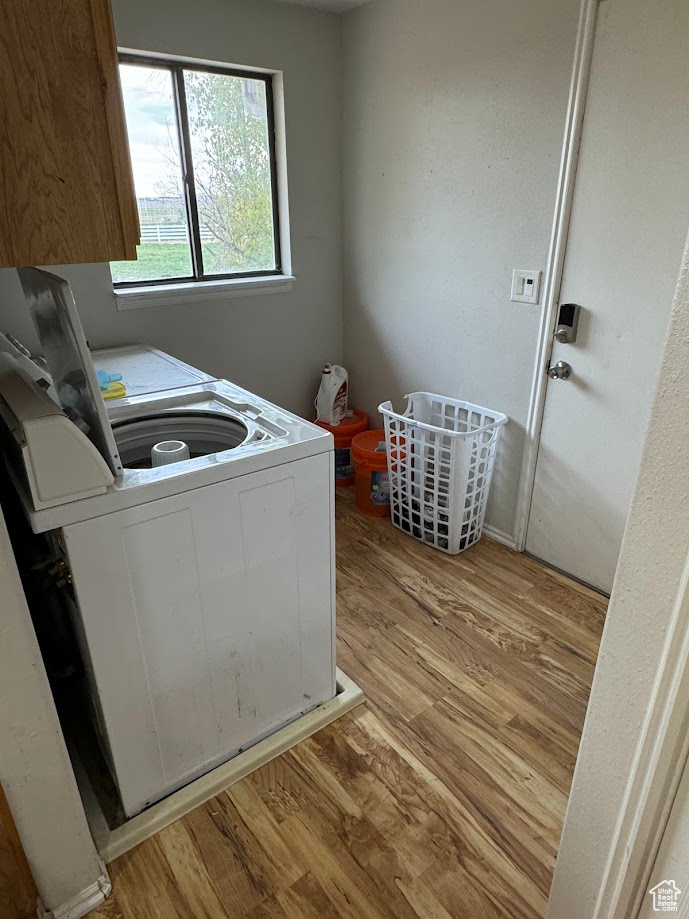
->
114;274;295;310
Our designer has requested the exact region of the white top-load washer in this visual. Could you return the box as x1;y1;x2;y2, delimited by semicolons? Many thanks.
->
0;268;336;817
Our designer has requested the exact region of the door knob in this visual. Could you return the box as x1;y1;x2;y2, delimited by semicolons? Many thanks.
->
547;361;572;380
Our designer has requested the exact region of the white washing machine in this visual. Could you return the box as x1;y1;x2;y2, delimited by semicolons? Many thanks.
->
0;268;336;817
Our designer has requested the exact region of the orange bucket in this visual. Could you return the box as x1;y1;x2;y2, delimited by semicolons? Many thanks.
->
316;409;369;486
352;430;391;516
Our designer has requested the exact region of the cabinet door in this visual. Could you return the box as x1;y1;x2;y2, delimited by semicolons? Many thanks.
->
0;0;140;267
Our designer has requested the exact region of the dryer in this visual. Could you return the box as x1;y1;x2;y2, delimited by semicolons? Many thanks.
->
0;268;335;817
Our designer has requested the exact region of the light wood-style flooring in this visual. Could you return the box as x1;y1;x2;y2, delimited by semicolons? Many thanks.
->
0;784;38;919
83;490;607;919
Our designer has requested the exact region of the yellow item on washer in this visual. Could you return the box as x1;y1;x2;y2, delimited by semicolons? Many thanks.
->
103;381;127;400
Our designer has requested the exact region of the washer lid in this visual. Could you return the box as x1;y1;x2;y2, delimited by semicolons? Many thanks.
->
17;268;123;477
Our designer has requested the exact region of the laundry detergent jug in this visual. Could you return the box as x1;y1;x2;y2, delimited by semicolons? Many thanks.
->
315;364;348;425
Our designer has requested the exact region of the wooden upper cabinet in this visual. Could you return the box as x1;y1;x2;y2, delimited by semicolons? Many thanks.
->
0;0;140;268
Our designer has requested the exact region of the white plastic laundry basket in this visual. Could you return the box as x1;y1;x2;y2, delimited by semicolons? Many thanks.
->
379;393;507;554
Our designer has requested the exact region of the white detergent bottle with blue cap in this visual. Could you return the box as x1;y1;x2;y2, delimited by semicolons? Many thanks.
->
315;363;348;425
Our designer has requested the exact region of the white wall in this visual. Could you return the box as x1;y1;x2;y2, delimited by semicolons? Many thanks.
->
341;0;580;537
0;0;342;417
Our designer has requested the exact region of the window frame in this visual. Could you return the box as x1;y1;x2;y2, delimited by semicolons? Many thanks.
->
115;54;282;289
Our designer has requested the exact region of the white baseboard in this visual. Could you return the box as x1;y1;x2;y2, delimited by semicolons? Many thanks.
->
483;523;518;549
38;872;111;919
81;668;364;864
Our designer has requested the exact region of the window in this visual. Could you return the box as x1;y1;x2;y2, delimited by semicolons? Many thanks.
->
111;56;281;287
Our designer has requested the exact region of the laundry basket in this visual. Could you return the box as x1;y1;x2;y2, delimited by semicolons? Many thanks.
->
379;393;507;554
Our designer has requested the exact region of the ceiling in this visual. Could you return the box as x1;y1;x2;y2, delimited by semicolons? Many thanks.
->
275;0;371;12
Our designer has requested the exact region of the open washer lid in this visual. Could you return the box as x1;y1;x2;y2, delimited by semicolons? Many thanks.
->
17;268;123;477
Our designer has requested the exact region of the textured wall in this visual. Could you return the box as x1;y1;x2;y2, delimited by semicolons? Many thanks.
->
341;0;580;537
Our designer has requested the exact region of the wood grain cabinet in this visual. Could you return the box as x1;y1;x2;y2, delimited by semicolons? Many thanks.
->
0;0;140;268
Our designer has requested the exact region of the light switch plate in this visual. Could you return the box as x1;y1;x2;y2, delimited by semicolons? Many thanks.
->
511;269;542;304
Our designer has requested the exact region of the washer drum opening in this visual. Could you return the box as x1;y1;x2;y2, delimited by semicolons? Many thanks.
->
112;412;250;469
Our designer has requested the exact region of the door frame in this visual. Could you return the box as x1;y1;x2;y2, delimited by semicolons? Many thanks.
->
513;0;603;551
546;229;689;918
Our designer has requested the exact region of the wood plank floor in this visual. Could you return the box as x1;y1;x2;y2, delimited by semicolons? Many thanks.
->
0;784;37;919
88;490;606;919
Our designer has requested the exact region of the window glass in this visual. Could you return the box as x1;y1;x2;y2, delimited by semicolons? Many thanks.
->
111;64;193;284
112;61;279;286
183;71;276;276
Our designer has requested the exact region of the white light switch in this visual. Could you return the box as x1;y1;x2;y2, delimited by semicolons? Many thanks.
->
511;269;541;304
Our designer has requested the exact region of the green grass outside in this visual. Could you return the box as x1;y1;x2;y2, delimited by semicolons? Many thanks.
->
111;242;273;284
111;243;194;284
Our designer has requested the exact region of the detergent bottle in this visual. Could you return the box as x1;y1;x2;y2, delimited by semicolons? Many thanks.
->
315;364;348;425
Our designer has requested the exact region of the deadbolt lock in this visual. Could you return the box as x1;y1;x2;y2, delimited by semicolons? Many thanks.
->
554;303;582;344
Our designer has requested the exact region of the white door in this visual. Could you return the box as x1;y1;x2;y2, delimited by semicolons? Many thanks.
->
526;0;689;594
